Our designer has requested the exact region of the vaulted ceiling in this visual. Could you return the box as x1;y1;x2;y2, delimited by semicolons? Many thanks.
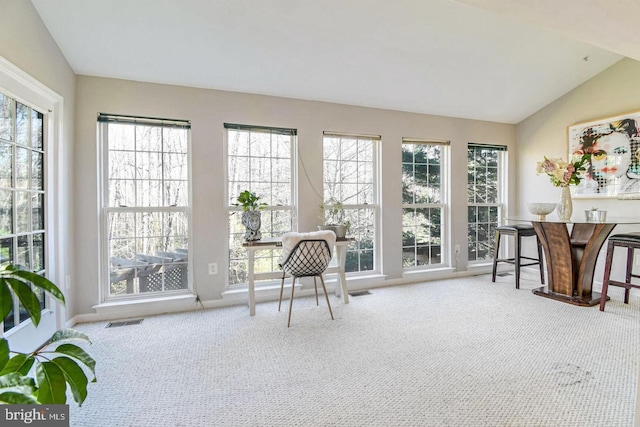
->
31;0;636;124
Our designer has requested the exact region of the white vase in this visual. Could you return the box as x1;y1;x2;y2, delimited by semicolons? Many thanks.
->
556;186;572;221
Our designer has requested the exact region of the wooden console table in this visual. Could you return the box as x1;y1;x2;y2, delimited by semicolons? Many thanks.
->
242;236;354;316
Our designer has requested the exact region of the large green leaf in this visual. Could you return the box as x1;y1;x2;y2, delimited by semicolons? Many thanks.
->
52;356;88;405
0;338;8;371
0;354;35;376
54;343;96;380
0;391;39;404
0;280;12;324
4;277;41;326
35;361;67;404
50;328;91;344
4;268;65;305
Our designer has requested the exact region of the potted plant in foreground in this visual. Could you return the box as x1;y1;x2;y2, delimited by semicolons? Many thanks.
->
319;197;349;238
236;190;266;241
0;265;96;405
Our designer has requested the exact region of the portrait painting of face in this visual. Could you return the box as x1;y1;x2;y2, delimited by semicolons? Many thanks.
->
590;132;631;180
568;113;640;197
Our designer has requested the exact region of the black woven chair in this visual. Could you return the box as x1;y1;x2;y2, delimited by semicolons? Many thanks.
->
279;238;334;327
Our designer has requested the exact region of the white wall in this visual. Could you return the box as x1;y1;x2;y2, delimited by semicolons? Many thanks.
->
1;0;517;319
74;76;516;316
516;58;640;282
0;0;76;320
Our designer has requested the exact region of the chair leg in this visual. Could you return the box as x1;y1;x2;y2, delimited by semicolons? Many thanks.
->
278;273;286;311
288;277;297;327
625;247;634;304
537;237;545;285
492;231;501;282
515;233;521;290
318;274;334;320
600;241;615;312
313;276;319;305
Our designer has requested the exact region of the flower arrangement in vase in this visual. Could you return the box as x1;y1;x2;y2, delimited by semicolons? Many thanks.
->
536;154;591;221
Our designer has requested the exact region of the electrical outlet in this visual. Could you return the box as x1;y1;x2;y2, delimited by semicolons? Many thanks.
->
454;244;460;254
208;263;218;275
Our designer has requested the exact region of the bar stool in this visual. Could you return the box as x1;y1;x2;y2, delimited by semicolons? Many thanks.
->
599;233;640;312
491;224;545;289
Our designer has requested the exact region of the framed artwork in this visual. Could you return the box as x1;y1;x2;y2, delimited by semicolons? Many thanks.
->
568;111;640;198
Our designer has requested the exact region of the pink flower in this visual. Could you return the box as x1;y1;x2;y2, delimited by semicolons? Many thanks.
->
541;159;555;173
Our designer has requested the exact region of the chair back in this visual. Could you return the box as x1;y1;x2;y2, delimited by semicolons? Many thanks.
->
281;239;332;277
280;230;336;264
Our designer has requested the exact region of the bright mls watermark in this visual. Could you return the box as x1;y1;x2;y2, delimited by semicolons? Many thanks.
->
2;405;69;426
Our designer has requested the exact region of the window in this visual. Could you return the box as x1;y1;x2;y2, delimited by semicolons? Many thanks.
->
323;132;378;273
226;124;295;285
402;139;448;268
99;114;191;299
0;92;46;332
467;143;507;262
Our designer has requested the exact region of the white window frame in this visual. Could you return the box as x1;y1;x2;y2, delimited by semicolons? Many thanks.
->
98;114;192;302
401;138;450;270
225;124;297;287
0;56;64;349
322;131;380;275
467;143;507;264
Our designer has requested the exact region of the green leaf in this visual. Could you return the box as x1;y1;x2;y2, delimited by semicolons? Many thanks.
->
0;354;35;376
0;279;12;324
52;356;88;405
6;269;65;305
54;343;96;380
35;361;67;404
0;391;39;404
4;277;41;327
50;328;91;344
0;372;36;389
0;372;37;403
0;338;9;372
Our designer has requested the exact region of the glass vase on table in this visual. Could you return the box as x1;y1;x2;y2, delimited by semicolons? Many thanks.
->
556;185;572;221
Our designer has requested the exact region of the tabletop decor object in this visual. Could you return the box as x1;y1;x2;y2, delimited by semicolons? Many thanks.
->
526;202;556;220
536;154;590;221
585;208;607;222
236;190;266;241
318;197;349;238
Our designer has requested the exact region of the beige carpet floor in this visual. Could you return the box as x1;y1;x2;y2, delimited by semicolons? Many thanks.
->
68;272;639;426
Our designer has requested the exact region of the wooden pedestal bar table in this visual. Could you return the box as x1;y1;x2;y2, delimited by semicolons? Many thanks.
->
530;220;617;306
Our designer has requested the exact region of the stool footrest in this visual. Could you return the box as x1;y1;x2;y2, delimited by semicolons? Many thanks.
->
492;228;545;289
605;280;640;289
495;257;540;265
